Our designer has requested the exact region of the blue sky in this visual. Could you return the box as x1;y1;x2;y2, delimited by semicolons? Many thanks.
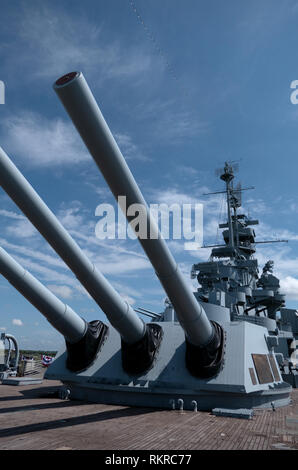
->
1;0;298;350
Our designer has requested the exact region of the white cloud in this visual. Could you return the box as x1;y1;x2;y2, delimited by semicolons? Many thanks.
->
280;276;298;301
114;133;150;162
203;217;222;240
0;211;39;239
69;226;148;260
0;209;26;220
2;112;88;167
167;240;187;254
154;188;197;206
5;219;38;239
10;4;153;84
16;329;64;350
253;244;298;304
0;238;65;269
57;204;85;231
134;99;210;143
244;198;271;216
256;222;298;242
152;187;222;214
176;165;200;177
155;111;209;141
12;319;23;326
146;187;223;248
11;253;80;290
94;255;151;276
112;281;143;300
119;293;136;306
188;247;212;262
46;284;74;300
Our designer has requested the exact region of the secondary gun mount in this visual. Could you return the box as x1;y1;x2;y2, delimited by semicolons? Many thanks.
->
54;71;224;378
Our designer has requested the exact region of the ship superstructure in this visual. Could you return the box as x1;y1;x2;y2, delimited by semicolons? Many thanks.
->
190;162;298;387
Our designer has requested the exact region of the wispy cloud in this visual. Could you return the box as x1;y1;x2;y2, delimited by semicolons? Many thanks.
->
144;107;209;144
94;253;151;276
46;284;74;300
57;202;87;231
6;219;38;239
152;186;221;211
11;253;80;291
5;3;154;85
0;209;38;240
154;110;209;142
0;209;25;220
0;238;65;269
1;112;88;167
256;243;298;285
0;112;153;169
114;133;151;162
279;276;298;300
236;1;292;55
244;198;272;216
256;222;298;242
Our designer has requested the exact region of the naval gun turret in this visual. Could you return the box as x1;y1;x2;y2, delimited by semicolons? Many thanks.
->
0;72;293;414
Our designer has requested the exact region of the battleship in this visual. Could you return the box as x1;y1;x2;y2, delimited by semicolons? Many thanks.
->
0;72;296;423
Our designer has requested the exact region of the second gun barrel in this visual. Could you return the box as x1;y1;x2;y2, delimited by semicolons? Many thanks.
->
0;245;86;343
0;146;145;344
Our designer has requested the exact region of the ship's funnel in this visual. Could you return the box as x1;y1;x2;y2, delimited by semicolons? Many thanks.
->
54;71;224;377
0;245;107;371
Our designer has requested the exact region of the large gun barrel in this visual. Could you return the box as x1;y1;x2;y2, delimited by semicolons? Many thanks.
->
0;245;109;371
53;72;223;372
0;245;86;343
0;146;145;346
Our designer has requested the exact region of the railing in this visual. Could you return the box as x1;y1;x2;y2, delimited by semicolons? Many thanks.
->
18;359;44;377
231;314;276;332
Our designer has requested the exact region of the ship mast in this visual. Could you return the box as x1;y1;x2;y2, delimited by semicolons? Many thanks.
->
220;162;235;249
202;162;287;257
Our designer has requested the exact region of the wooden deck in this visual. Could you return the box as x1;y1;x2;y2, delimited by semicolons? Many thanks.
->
0;379;297;451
